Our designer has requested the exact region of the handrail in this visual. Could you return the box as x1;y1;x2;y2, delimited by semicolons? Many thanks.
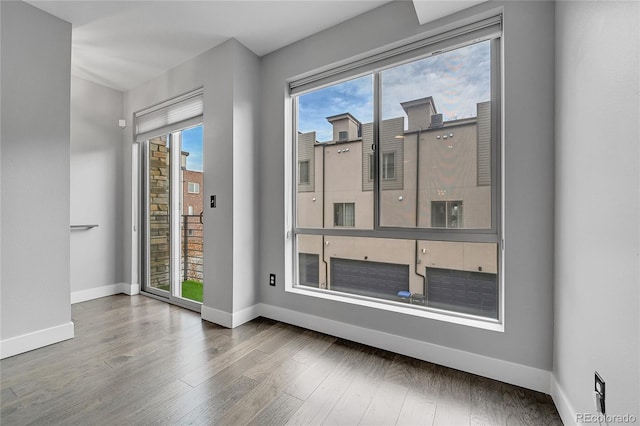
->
70;224;99;230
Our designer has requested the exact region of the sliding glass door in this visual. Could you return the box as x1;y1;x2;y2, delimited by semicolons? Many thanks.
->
142;125;204;310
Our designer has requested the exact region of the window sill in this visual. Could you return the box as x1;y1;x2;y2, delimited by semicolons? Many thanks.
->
287;285;504;332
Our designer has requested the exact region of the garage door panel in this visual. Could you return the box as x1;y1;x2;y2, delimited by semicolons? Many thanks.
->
426;267;497;319
331;258;409;300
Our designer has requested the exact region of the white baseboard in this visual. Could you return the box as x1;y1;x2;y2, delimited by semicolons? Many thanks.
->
258;303;551;394
71;283;128;304
1;322;74;359
230;304;261;327
550;375;577;426
201;304;260;328
201;305;233;328
122;282;140;296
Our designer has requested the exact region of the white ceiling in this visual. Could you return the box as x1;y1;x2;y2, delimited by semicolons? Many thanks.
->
26;0;485;92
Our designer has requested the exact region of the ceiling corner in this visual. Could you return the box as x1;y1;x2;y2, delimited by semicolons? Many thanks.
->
411;0;487;25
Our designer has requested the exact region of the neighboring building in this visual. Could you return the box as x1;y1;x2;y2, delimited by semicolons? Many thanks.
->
181;152;204;216
297;97;498;318
180;153;204;283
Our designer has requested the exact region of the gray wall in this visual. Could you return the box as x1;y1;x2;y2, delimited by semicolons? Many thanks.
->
71;77;124;294
1;1;72;340
231;41;261;313
123;38;260;317
554;0;639;418
259;0;555;370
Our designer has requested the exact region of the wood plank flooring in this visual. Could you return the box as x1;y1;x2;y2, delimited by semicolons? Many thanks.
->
0;295;562;425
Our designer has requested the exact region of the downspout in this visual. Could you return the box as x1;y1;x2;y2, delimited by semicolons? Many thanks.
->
415;128;421;228
413;129;427;303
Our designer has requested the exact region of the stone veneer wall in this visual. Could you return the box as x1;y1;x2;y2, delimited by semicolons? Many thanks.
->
148;136;170;288
148;136;204;288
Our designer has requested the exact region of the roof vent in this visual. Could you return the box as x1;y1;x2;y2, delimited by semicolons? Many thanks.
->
430;114;444;128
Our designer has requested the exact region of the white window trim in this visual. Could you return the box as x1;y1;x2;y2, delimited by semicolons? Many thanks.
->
188;182;200;194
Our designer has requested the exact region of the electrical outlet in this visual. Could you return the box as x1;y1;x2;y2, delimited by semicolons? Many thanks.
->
594;371;606;414
269;273;276;286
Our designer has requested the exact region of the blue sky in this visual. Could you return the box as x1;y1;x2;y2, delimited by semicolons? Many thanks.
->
298;40;491;142
182;125;203;172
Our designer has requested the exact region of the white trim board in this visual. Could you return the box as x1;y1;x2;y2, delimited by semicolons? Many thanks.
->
257;303;551;394
550;375;578;426
201;305;233;328
70;282;139;304
1;322;74;359
70;283;128;304
201;304;260;328
122;282;140;296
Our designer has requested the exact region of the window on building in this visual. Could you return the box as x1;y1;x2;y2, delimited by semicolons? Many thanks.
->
382;152;395;180
298;253;320;287
187;182;200;194
334;202;355;227
290;16;502;325
431;201;463;228
338;130;348;141
187;205;194;215
299;160;310;185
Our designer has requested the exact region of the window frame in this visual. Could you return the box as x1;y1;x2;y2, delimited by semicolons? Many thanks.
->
287;16;504;330
333;202;355;227
368;153;375;182
432;200;464;228
298;160;310;185
381;151;396;181
187;182;200;194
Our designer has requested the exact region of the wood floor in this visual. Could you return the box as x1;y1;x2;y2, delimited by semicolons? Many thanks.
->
1;295;562;425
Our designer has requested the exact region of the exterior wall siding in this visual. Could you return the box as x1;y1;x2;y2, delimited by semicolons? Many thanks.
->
148;137;170;288
476;101;491;186
297;131;316;192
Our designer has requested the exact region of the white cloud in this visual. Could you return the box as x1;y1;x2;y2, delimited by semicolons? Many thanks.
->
298;40;491;137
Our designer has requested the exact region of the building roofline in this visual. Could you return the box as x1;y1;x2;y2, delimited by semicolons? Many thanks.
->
400;96;438;114
441;116;476;126
401;117;477;135
316;138;363;145
326;112;361;125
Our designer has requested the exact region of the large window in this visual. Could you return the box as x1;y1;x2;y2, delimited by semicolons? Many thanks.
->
291;18;501;325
